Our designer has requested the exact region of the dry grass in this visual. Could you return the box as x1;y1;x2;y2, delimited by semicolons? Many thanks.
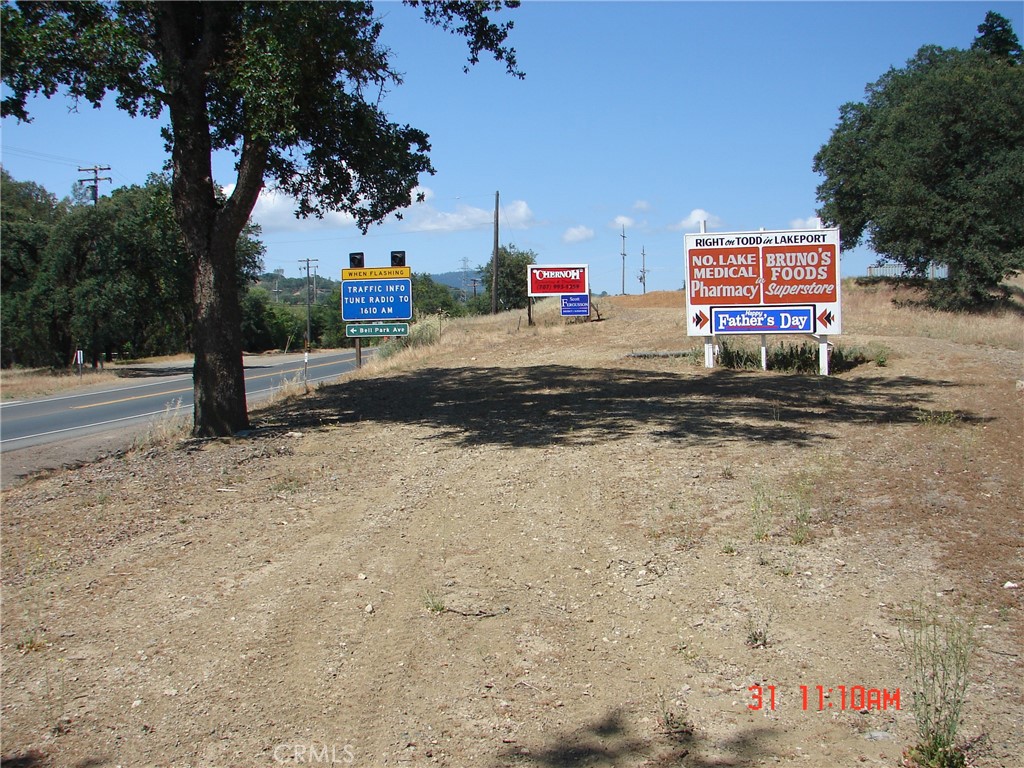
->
0;368;121;401
843;277;1024;350
128;398;192;452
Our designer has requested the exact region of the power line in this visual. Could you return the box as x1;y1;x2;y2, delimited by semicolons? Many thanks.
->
3;145;86;167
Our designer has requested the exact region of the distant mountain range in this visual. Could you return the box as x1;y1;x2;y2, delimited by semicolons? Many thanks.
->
429;270;483;290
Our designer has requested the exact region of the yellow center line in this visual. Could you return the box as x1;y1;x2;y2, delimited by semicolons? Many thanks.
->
69;358;350;410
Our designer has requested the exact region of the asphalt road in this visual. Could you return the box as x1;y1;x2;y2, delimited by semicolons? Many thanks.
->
0;349;366;487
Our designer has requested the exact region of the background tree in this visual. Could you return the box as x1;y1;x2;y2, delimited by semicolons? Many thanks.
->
411;273;465;316
2;1;521;436
813;12;1024;309
0;169;67;366
475;244;536;312
0;171;263;367
972;10;1024;61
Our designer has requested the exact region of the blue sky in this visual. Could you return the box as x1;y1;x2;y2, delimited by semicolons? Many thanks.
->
3;1;1020;295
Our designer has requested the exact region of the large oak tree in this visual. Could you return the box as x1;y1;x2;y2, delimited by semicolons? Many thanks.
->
2;1;521;435
813;11;1023;309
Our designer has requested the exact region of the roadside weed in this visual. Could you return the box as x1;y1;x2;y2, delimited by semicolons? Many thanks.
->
745;605;776;649
899;604;975;768
132;397;190;450
656;691;695;741
750;479;773;542
915;408;962;426
424;590;446;614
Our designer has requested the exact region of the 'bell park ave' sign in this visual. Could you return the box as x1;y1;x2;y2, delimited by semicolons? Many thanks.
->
684;228;842;336
528;265;589;297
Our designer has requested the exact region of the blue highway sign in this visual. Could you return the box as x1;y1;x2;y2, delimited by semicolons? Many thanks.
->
342;278;413;321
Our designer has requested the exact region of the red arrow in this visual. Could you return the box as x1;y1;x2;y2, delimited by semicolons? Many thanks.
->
817;309;834;328
692;310;709;330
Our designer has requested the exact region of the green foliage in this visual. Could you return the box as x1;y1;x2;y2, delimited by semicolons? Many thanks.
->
0;171;263;367
971;10;1024;62
412;273;465;317
814;12;1024;310
476;244;537;312
715;340;869;374
253;272;341;306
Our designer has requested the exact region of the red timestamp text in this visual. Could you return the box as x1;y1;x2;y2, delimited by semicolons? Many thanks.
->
748;684;901;711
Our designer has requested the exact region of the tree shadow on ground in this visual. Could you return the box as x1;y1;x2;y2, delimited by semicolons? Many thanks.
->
491;707;778;767
114;365;194;378
255;364;986;450
115;362;280;378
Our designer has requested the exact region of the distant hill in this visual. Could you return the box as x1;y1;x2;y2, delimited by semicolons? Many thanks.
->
429;270;482;290
253;270;481;304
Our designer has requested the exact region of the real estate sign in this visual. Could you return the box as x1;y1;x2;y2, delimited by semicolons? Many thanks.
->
528;265;589;297
684;228;841;336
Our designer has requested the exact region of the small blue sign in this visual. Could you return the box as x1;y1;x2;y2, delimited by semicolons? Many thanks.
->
342;278;413;321
711;306;815;334
560;294;590;317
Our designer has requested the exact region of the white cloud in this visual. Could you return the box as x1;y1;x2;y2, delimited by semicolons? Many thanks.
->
789;215;822;230
409;203;492;232
632;200;651;212
563;225;595;244
403;198;534;233
501;200;535;229
226;184;358;233
612;215;635;229
669;208;722;231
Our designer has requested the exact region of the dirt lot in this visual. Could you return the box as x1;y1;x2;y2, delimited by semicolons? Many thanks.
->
2;291;1022;768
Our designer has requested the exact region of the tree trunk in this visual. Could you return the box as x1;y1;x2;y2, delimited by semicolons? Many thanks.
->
156;3;260;437
191;233;249;436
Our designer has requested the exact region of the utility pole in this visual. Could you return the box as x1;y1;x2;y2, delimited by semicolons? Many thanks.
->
620;225;627;295
299;258;318;384
638;246;649;294
77;165;111;204
491;190;500;314
273;268;284;303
